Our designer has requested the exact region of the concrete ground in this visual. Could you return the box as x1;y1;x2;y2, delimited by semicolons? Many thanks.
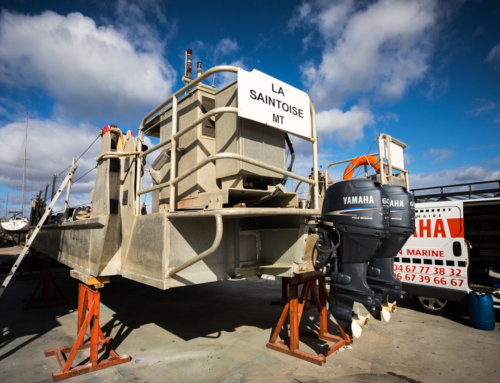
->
1;265;499;383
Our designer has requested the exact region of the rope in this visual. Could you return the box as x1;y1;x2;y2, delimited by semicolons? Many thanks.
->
353;137;378;178
72;166;97;184
75;134;100;164
75;210;90;220
345;155;378;178
56;165;71;178
55;133;101;177
109;126;126;149
57;175;86;205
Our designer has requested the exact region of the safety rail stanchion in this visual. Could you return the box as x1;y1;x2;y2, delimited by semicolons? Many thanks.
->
135;133;143;216
170;98;178;212
310;101;319;210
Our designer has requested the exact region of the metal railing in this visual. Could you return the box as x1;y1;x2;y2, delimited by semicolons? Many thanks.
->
135;66;319;214
412;180;500;201
324;134;409;190
138;152;316;196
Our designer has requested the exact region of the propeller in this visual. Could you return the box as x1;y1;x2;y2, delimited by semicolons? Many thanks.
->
381;299;397;322
351;307;370;338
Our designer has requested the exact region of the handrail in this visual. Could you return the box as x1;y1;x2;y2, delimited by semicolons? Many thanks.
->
166;214;223;277
310;101;319;210
324;153;380;176
323;143;409;190
140;107;238;159
135;66;238;215
139;65;238;132
134;65;319;214
137;152;316;196
165;208;321;218
169;98;178;212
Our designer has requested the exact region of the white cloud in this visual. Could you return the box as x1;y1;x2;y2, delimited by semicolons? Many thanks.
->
403;152;412;166
285;145;342;195
410;166;500;190
467;144;499;151
289;2;313;31
470;99;496;116
316;105;374;145
0;10;176;120
0;117;102;211
214;58;247;90
290;0;354;44
424;148;454;165
184;38;242;88
215;38;239;57
485;156;500;165
377;111;399;122
486;42;500;70
292;0;459;109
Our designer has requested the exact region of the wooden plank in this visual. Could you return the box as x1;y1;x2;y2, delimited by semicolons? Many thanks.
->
470;284;500;294
70;270;109;285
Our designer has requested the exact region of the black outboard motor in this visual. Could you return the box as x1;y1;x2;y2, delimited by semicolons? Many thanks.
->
318;179;390;337
367;185;416;302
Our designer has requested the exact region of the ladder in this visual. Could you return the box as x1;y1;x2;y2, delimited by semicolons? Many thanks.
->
0;164;78;299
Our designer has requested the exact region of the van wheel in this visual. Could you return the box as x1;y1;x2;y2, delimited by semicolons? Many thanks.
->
413;296;447;315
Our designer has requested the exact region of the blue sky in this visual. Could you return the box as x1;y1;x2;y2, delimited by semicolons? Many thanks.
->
0;0;499;215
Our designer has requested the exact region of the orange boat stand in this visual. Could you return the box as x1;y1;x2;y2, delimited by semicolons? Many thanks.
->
23;260;67;310
44;282;130;381
267;274;351;365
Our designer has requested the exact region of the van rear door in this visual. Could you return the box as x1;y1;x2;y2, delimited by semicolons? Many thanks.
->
396;201;468;302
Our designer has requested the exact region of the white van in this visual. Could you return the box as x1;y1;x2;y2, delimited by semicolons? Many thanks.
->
396;184;500;315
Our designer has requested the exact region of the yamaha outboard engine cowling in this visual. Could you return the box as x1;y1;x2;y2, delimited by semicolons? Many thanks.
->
368;185;416;298
320;179;390;336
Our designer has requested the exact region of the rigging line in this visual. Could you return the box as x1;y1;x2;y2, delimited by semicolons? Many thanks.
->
56;165;71;178
57;175;86;205
353;136;379;179
72;166;97;184
56;133;101;176
74;134;101;164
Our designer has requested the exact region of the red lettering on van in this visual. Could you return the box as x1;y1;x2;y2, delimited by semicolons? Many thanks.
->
420;219;431;238
447;218;463;238
433;219;446;237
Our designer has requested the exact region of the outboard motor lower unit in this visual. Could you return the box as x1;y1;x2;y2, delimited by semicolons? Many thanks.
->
319;179;390;336
368;185;416;298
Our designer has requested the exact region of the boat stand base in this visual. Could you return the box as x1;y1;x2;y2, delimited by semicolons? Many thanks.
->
17;251;41;280
267;274;351;366
24;261;67;310
44;282;130;381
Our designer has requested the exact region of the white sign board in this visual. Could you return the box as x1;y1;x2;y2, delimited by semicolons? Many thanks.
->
237;68;312;139
379;138;405;170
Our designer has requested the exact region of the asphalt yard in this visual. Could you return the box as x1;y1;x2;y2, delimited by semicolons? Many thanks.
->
1;265;499;383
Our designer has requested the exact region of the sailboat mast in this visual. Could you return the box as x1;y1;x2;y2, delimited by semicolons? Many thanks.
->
21;111;28;217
